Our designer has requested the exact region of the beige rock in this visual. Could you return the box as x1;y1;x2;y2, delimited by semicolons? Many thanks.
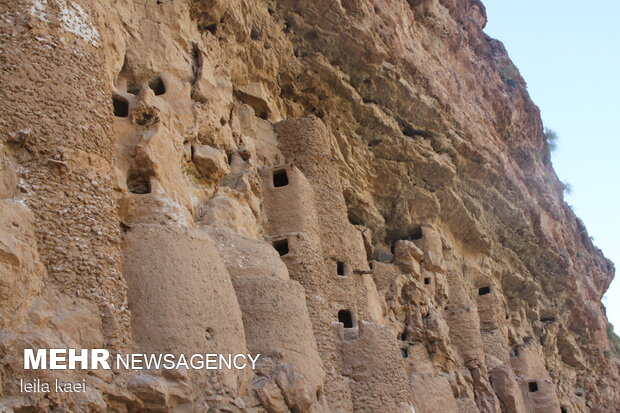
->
127;375;169;409
410;373;459;413
191;144;230;181
192;50;233;106
200;192;259;238
0;151;18;199
0;200;45;326
272;364;315;412
234;83;279;121
489;366;526;413
394;239;424;274
253;377;289;413
412;225;445;272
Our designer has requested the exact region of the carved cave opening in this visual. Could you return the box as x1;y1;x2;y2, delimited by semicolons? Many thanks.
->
113;95;129;117
273;239;289;256
149;77;166;96
338;310;353;329
127;168;151;194
337;261;345;276
273;170;289;187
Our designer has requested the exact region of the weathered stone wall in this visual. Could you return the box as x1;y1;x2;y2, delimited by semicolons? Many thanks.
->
0;0;618;412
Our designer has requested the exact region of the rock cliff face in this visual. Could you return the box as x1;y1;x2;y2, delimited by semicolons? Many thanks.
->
1;0;618;412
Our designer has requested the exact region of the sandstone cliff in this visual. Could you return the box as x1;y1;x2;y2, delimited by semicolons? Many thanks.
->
1;0;618;412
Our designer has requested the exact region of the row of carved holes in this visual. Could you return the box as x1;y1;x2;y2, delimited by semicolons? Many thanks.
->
273;239;347;279
269;170;496;357
272;243;355;330
269;171;508;363
272;170;346;276
270;170;353;345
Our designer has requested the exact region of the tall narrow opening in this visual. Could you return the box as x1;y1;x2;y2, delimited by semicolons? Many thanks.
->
338;310;353;329
273;170;289;187
191;42;201;86
401;347;409;358
337;261;345;276
127;168;151;194
273;239;289;256
113;95;129;117
528;381;538;392
149;77;166;96
478;286;491;296
424;277;431;285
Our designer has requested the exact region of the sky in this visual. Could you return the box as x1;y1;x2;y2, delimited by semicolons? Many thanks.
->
483;1;620;329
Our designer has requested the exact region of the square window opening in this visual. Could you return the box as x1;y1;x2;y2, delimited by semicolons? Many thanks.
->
149;77;166;96
273;170;289;187
273;239;289;256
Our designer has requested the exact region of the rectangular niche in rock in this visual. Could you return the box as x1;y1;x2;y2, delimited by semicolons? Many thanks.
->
126;168;151;194
149;77;166;96
338;309;353;328
272;238;289;256
272;169;289;187
337;261;346;276
113;95;129;117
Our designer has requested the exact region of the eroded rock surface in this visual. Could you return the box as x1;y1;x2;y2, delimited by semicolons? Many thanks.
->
0;0;618;412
